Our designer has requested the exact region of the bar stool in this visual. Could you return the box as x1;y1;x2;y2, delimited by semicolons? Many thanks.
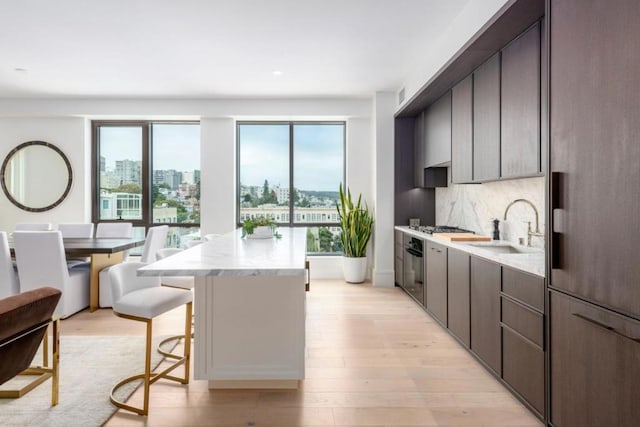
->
108;262;192;416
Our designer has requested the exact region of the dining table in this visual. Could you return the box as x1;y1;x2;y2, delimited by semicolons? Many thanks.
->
10;237;146;312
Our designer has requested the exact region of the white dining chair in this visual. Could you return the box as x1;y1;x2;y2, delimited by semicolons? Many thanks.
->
58;223;95;268
182;239;202;249
13;231;90;318
14;223;52;231
99;225;168;308
57;223;95;238
108;262;192;416
95;222;133;239
0;231;19;298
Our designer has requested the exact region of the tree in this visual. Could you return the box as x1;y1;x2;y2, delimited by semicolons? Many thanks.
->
332;233;343;253
298;198;311;208
306;229;319;253
114;183;141;194
318;227;334;253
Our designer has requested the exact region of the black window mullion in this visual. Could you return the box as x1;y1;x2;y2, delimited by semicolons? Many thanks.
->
288;122;294;227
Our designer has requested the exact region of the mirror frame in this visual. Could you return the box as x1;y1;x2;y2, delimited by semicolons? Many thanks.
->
0;140;73;212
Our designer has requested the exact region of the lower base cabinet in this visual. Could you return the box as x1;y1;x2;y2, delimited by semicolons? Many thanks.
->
447;248;470;347
470;256;501;374
550;290;640;427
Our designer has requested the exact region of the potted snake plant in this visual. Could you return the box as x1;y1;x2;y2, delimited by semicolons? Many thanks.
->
336;184;374;283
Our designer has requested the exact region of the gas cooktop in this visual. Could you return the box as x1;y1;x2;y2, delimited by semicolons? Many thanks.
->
408;225;475;234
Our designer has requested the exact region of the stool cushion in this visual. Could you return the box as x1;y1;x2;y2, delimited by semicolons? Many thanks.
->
114;287;192;319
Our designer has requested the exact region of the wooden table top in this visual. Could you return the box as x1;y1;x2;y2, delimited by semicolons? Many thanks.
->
9;237;146;256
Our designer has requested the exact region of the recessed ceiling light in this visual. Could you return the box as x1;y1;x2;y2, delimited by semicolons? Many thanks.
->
272;70;283;76
14;68;28;73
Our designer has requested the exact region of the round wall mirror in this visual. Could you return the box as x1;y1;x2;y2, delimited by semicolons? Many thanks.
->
1;140;73;212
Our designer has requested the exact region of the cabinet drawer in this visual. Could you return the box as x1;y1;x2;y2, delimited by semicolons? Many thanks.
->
501;296;543;348
502;326;545;416
502;266;544;311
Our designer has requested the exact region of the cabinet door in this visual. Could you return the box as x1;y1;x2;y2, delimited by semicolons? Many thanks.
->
451;75;473;183
473;53;501;181
424;91;452;168
447;248;470;346
425;241;447;325
550;291;640;427
413;111;425;187
501;21;540;178
550;0;640;318
470;256;501;374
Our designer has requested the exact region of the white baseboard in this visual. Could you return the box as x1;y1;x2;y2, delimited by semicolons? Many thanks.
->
372;269;395;287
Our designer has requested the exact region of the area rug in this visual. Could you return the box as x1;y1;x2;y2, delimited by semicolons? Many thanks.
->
0;335;181;427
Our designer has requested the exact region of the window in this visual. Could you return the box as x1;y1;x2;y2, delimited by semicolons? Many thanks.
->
92;121;200;248
237;122;345;254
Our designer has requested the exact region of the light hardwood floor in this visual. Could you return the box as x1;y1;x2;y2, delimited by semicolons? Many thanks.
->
63;280;543;427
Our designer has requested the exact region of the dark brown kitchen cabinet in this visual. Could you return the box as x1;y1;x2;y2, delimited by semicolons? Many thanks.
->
413;112;425;187
447;248;470;347
451;75;473;183
549;0;640;319
473;53;501;182
425;241;447;325
470;256;501;374
550;291;640;427
502;325;544;417
501;21;541;178
394;230;404;287
424;91;452;168
502;266;544;312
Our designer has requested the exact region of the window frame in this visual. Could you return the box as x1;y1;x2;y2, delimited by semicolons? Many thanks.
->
235;120;347;229
91;120;200;232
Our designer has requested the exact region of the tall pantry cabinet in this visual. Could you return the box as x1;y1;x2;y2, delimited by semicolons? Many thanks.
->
549;0;640;425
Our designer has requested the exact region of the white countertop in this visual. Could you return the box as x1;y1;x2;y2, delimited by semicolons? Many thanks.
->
395;226;545;278
138;227;308;277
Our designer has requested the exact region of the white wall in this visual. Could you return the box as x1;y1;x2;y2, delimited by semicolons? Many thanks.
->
397;0;510;113
372;92;395;287
0;117;89;231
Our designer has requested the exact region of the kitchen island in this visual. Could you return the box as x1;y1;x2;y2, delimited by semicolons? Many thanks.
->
138;227;307;389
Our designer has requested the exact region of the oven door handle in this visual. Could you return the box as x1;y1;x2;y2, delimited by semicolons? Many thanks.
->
405;248;423;257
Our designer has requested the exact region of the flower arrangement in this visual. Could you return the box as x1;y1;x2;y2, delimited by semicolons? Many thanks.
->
241;217;281;239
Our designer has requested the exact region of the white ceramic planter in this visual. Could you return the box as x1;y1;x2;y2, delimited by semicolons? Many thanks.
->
343;256;367;283
246;226;273;239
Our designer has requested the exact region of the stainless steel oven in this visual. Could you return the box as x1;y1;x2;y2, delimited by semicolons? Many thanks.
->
403;237;424;304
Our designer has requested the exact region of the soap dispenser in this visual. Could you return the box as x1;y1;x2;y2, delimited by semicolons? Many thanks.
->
492;219;500;240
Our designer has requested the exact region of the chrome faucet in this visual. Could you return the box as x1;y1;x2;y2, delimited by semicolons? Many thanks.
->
503;199;544;247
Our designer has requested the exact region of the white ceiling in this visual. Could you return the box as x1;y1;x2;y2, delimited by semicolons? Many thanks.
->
0;0;470;98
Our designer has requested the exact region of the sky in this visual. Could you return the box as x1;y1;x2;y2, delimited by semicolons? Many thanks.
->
239;123;344;192
99;124;200;171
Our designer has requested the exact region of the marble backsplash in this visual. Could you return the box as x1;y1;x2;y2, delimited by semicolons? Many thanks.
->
435;174;545;248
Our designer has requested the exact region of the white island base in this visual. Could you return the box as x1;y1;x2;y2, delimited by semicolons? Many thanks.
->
194;274;305;389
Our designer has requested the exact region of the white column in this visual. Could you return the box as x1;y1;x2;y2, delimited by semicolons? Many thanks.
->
372;92;396;287
200;117;236;235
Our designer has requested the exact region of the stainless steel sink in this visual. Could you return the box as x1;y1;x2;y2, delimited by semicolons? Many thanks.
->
464;243;542;255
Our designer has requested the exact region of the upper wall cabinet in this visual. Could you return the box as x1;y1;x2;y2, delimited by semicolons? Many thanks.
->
501;22;541;178
424;90;452;168
473;53;501;182
451;75;473;183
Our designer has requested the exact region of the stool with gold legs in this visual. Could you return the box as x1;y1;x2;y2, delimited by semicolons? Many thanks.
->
108;262;192;416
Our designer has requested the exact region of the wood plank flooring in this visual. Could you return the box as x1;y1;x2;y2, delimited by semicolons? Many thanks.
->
62;280;543;426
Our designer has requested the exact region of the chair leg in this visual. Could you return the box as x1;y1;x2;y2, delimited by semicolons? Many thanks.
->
52;318;59;406
142;319;152;416
182;302;192;384
0;320;58;404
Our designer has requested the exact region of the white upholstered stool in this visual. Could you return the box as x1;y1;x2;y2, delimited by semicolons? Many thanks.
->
108;262;192;416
